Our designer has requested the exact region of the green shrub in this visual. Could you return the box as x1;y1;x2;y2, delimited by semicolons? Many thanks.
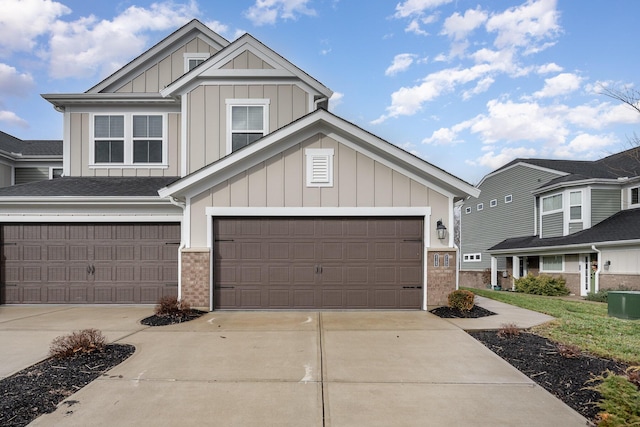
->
155;295;191;316
448;289;475;311
586;289;610;303
514;274;570;296
588;367;640;427
49;328;107;358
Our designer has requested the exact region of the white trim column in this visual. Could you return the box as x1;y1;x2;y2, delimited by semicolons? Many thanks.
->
512;255;520;290
491;256;498;289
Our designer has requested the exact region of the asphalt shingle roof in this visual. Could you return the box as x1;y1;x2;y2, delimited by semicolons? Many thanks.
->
0;177;179;197
489;207;640;251
0;131;62;157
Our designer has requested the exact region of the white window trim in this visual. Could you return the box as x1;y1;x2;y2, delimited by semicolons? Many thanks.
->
630;186;640;207
225;99;270;155
541;193;563;214
490;199;497;207
477;203;483;211
89;113;168;168
463;253;481;262
305;148;334;187
505;194;512;204
568;189;583;223
541;255;564;272
184;53;210;72
465;206;472;214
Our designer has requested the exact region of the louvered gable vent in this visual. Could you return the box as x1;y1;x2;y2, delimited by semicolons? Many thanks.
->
305;148;334;187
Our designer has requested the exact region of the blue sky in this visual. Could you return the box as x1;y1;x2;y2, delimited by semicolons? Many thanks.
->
1;0;639;184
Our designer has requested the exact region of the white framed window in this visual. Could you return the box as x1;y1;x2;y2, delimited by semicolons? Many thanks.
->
542;193;562;213
434;253;440;267
541;255;563;272
569;190;582;221
226;99;270;154
477;203;483;211
505;194;512;203
490;199;497;207
631;186;639;206
184;53;210;72
305;148;334;187
463;253;481;262
50;168;63;179
465;206;472;214
91;113;166;166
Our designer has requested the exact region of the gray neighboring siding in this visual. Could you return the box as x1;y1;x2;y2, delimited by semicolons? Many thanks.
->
15;167;49;185
541;212;563;238
569;222;583;234
460;164;563;271
591;188;620;225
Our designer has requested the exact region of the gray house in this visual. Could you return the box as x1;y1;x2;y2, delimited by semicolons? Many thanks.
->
460;147;640;296
0;131;62;187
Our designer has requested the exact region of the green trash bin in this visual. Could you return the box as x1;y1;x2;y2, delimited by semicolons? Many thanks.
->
608;291;640;320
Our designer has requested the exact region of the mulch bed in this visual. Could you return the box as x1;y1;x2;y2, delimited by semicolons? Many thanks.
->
0;344;135;427
140;309;207;326
429;305;496;318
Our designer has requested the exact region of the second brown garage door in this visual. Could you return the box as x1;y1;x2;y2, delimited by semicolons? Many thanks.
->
213;217;423;309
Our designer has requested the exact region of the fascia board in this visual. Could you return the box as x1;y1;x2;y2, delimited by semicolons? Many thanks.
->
0;197;169;204
88;21;229;94
42;93;179;109
489;239;640;256
531;178;622;195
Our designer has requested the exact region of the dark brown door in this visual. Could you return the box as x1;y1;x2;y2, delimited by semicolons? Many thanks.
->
213;217;423;309
0;223;180;304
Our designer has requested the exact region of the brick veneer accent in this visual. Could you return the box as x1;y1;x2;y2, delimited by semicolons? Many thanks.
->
600;274;640;291
181;249;210;309
427;250;457;309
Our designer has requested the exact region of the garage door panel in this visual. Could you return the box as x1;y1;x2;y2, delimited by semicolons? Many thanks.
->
213;217;423;310
1;223;179;304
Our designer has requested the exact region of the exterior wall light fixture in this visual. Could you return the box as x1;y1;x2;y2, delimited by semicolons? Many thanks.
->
436;220;447;240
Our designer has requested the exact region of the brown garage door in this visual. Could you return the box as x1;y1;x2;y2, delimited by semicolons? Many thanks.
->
0;223;180;304
214;217;423;309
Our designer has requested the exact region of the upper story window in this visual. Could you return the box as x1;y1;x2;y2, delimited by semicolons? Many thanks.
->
184;53;210;72
477;203;483;211
226;99;270;154
490;199;497;207
569;191;582;220
505;194;512;203
631;186;639;206
465;207;471;214
92;114;165;166
463;253;481;262
542;193;562;212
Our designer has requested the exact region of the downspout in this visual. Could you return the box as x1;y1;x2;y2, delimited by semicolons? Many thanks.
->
314;96;329;111
591;245;601;294
454;243;460;290
168;196;187;301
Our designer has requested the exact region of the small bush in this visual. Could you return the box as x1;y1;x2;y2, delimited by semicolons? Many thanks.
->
588;367;640;427
49;329;107;358
514;274;570;296
586;289;610;303
497;323;520;338
448;289;475;311
155;295;191;317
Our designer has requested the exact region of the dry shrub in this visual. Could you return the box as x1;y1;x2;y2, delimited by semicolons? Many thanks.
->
497;323;520;338
155;295;191;316
448;289;475;312
627;367;640;390
49;329;106;358
557;343;582;358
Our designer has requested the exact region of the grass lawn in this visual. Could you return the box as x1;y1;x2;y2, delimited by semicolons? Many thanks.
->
466;288;640;366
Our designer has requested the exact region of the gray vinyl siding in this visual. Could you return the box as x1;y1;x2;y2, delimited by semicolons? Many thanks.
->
569;222;583;234
460;164;563;271
15;167;49;185
541;212;563;238
591;188;620;225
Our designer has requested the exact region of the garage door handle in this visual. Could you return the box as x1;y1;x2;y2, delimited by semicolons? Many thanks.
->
403;239;422;242
315;265;323;274
215;239;234;242
403;286;422;289
87;265;95;275
216;286;235;289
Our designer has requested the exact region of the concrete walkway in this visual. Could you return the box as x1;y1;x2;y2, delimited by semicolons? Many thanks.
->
0;302;585;426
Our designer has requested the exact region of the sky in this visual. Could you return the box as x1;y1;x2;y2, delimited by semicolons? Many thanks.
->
1;0;640;184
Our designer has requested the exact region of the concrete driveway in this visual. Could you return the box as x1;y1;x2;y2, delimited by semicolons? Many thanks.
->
0;307;586;426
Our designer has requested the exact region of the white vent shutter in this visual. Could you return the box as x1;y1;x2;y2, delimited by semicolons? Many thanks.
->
305;148;334;187
311;155;330;183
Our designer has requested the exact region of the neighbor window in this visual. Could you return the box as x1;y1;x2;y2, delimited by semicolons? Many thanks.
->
541;255;563;272
490;199;497;207
542;193;562;212
226;99;270;153
631;187;639;206
569;191;582;220
463;253;481;262
465;207;472;214
94;115;124;163
505;194;513;203
477;203;483;211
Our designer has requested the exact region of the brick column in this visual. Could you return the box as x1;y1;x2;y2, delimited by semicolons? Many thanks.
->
181;249;210;309
426;250;457;309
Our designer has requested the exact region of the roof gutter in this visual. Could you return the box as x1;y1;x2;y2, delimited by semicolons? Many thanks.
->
490;238;640;256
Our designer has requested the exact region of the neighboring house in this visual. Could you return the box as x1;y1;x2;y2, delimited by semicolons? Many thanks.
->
460;147;640;296
0;20;478;309
0;131;62;187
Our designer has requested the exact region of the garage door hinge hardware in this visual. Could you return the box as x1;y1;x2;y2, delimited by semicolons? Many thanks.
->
86;265;95;276
403;239;422;242
214;239;235;242
1;242;17;246
402;286;423;289
165;242;181;245
216;286;235;289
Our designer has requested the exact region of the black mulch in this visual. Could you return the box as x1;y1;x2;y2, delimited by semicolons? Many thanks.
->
469;331;627;422
0;344;135;427
140;309;207;326
429;305;496;318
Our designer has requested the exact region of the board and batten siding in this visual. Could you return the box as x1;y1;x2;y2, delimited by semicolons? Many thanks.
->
186;84;309;174
591;188;621;225
188;133;449;248
220;50;275;70
115;37;219;94
68;112;181;177
460;164;563;271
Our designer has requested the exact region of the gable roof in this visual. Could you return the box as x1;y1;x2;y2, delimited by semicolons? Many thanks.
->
489;207;640;253
158;108;479;200
160;32;332;100
88;19;229;94
0;177;177;198
0;131;62;158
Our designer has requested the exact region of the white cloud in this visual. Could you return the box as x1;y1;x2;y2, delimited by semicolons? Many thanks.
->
0;110;29;128
441;7;488;41
0;64;35;97
554;133;617;158
405;18;430;36
533;72;582;98
47;2;198;79
394;0;453;18
244;0;316;26
385;53;417;76
204;20;230;37
462;76;494;99
329;91;344;111
486;0;560;51
422;127;461;145
537;62;563;74
470;146;538;169
0;0;70;55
